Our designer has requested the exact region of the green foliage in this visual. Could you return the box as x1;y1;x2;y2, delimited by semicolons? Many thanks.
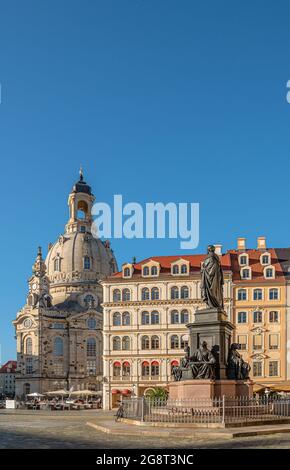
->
145;387;168;400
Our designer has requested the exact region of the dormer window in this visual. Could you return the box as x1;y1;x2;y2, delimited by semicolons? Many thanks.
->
151;266;157;276
261;254;270;265
264;266;275;279
143;266;149;276
238;253;248;266
124;267;130;277
181;264;188;274
172;265;179;275
241;267;251;279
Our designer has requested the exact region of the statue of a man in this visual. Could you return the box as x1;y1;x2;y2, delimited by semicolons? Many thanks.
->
226;343;251;380
191;341;216;379
201;245;224;310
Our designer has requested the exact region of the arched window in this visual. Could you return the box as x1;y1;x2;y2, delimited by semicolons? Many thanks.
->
181;264;187;274
113;361;121;377
53;337;63;356
181;310;189;324
122;311;130;326
84;294;95;308
171;286;179;299
253;311;262;323
151;311;159;325
262;254;270;265
265;268;274;278
171;360;179;374
269;288;279;300
122;361;131;377
239;255;248;266
241;268;251;279
181;335;189;349
87;337;96;356
141;335;150;349
113;336;121;350
253;289;263;301
171;310;179;324
237;289;247;301
84;256;91;270
181;286;189;299
151;266;158;276
151;335;160;349
54;258;61;272
141;288;150;301
123;267;130;277
113;289;121;302
141;311;150;325
87;318;96;329
172;265;179;274
151;361;160;376
122;289;130;301
25;337;33;355
151;287;159;300
142;361;150;377
113;312;121;326
122;336;130;350
143;266;149;276
170;335;179;349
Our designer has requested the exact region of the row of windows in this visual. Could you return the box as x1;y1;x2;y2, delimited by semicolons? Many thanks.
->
54;256;91;272
24;337;100;358
112;286;190;302
253;361;279;377
112;309;190;326
239;254;270;266
240;267;275;280
123;264;189;278
237;310;279;324
112;335;188;351
237;288;279;301
237;333;280;350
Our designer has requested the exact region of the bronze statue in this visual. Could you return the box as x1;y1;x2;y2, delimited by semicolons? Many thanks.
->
226;343;251;380
190;341;216;379
201;245;224;309
172;342;216;381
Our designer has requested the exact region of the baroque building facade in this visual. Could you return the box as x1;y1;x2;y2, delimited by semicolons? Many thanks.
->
101;251;233;409
13;172;118;397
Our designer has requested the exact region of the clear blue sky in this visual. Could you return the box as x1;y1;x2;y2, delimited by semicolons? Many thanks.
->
0;1;289;363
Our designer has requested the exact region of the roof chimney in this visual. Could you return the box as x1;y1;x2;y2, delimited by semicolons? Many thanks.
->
214;244;222;256
257;236;266;250
237;238;246;251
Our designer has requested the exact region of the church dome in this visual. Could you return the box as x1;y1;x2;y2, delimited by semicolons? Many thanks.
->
45;170;118;304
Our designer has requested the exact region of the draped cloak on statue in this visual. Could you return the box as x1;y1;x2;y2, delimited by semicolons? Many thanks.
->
201;246;224;309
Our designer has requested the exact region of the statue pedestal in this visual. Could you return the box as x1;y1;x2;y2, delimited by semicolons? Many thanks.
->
187;308;234;379
169;379;253;400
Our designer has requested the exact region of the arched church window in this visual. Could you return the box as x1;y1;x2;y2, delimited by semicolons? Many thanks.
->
25;337;33;355
53;337;64;356
77;200;88;220
54;258;61;272
87;337;96;357
84;256;91;270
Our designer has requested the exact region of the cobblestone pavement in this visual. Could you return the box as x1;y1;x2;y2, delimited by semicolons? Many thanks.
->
0;410;290;449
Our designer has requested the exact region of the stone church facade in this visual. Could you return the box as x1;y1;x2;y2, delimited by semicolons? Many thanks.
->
13;171;118;398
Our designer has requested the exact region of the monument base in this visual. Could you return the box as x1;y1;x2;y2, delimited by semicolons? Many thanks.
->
169;379;253;400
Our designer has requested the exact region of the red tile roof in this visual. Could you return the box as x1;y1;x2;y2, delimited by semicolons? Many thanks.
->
0;361;17;374
227;248;285;282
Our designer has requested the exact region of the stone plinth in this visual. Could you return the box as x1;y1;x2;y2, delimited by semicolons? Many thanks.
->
169;379;253;400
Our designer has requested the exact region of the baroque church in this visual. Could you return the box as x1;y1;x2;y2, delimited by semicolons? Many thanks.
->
13;171;118;397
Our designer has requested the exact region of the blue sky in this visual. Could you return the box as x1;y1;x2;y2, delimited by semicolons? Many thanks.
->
0;0;289;363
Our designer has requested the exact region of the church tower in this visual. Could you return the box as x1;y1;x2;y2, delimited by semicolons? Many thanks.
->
13;171;118;397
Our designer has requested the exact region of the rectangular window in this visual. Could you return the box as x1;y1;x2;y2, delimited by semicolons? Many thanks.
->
253;361;263;377
269;334;279;350
26;358;33;374
87;360;96;375
269;311;279;323
53;362;63;375
253;334;262;350
237;312;247;323
269;361;279;377
237;335;247;350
